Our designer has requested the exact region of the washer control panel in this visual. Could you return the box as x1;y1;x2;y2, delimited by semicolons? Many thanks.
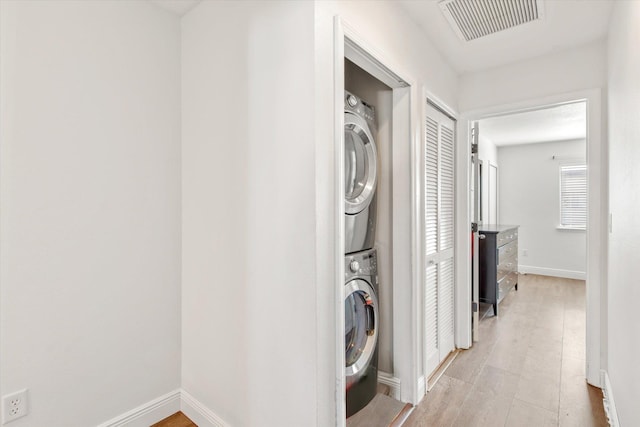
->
345;248;378;278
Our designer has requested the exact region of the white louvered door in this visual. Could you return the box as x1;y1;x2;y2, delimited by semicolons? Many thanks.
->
424;103;456;379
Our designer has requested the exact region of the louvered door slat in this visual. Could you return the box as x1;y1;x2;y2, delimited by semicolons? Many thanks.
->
439;124;455;251
425;263;439;363
439;259;455;343
425;117;439;256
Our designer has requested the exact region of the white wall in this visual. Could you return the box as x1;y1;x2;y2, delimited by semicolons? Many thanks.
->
181;2;317;426
459;40;606;112
0;1;182;426
607;1;640;425
498;140;586;278
478;135;498;166
0;0;458;425
321;2;458;109
478;135;498;224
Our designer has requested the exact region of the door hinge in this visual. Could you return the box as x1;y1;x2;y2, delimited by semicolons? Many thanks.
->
471;143;478;154
472;302;478;313
471;222;478;232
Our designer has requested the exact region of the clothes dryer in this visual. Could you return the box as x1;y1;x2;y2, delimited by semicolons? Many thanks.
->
345;248;379;418
344;91;378;254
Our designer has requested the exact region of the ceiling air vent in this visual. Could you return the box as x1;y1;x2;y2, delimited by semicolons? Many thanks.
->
439;0;544;42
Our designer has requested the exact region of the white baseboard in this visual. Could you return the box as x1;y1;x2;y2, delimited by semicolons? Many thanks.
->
378;371;401;401
601;370;620;427
96;389;181;427
519;265;586;280
181;389;230;427
97;389;230;427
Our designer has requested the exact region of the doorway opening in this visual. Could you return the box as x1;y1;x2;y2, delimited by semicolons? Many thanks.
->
477;101;587;287
334;18;421;426
460;90;605;389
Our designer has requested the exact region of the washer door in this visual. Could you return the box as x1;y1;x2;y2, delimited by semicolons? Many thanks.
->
344;112;377;215
345;279;379;382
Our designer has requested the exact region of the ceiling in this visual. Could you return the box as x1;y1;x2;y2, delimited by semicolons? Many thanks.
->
146;2;589;145
148;0;614;75
398;0;614;74
479;102;586;146
148;0;200;16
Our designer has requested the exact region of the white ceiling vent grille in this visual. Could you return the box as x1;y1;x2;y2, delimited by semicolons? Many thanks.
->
439;0;544;42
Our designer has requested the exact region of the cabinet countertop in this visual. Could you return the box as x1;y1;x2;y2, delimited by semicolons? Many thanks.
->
478;224;519;234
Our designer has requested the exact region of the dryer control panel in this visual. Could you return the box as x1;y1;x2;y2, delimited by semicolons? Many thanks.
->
344;90;376;127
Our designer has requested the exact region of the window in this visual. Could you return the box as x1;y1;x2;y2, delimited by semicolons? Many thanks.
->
559;164;587;230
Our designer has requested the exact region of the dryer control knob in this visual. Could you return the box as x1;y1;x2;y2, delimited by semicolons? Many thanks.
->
347;95;358;107
349;260;360;273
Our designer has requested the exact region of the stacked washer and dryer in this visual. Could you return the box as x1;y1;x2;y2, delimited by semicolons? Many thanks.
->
343;91;381;418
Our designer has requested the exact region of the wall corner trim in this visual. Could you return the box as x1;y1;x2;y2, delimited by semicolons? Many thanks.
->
378;371;402;400
602;370;620;427
96;390;181;427
416;376;426;402
180;389;230;427
97;389;230;427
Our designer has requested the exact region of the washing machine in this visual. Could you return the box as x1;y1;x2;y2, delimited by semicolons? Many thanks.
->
345;248;379;418
344;91;378;255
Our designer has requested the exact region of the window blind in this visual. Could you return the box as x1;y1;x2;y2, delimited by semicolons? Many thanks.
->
560;165;587;229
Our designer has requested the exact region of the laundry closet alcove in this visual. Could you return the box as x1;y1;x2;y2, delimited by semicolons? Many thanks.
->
334;20;419;422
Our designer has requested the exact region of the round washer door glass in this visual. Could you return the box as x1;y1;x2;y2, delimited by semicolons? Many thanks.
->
345;279;378;378
344;112;377;215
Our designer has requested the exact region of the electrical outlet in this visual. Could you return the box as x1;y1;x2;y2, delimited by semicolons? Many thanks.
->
2;389;28;424
522;249;528;257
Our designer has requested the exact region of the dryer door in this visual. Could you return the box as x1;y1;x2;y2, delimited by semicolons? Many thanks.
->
345;278;379;384
344;112;377;215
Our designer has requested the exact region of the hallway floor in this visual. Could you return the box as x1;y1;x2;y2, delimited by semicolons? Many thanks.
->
404;274;607;427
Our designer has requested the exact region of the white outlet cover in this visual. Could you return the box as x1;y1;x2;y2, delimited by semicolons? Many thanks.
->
2;389;28;424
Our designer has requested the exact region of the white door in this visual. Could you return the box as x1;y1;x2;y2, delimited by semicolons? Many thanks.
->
424;103;456;379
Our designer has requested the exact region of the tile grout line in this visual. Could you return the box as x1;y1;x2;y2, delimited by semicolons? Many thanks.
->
446;308;506;427
499;281;527;426
517;279;536;421
460;290;522;427
511;276;559;423
502;396;516;427
557;281;567;426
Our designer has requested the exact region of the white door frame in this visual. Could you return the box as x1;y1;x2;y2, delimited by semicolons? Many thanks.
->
488;162;498;224
456;89;605;387
333;17;421;424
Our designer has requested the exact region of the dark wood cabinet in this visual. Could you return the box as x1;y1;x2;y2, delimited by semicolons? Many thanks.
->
478;225;519;316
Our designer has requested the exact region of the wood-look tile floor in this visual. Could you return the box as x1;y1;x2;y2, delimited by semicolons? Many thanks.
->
346;393;412;427
152;411;196;427
404;274;607;427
